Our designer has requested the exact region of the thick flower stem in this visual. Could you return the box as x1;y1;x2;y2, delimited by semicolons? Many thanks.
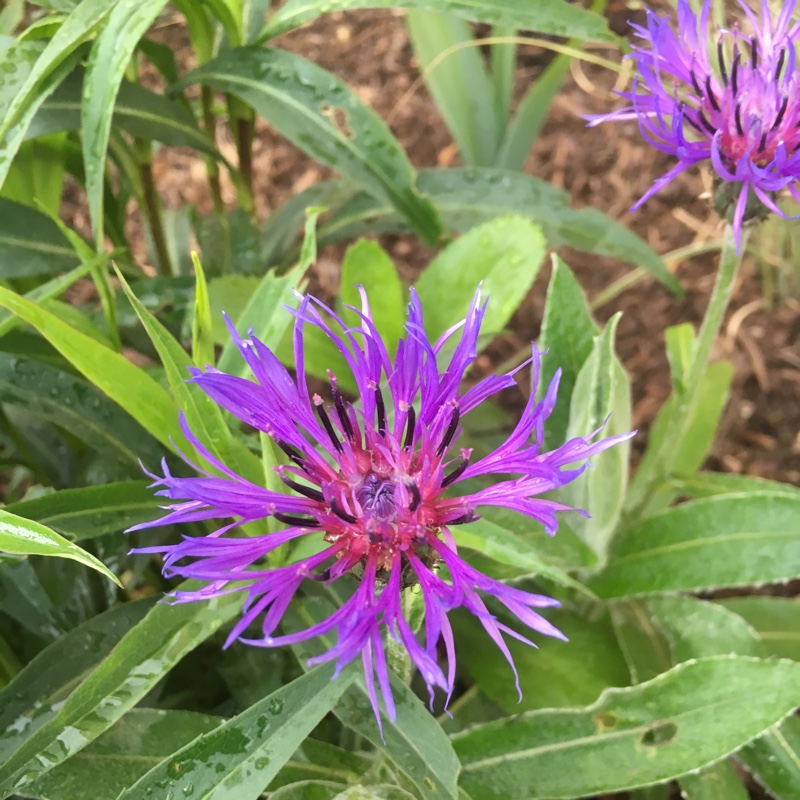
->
386;591;421;685
626;223;746;521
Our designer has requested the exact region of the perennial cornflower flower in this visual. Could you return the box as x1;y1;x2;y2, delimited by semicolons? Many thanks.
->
589;0;800;247
131;287;631;731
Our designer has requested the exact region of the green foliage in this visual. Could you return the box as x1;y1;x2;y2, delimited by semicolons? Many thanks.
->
454;657;800;799
0;1;797;798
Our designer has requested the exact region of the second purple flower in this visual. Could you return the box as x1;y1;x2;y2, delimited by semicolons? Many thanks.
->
590;0;800;247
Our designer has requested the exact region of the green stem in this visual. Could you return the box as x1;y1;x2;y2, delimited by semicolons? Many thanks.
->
227;95;255;213
626;224;747;520
201;85;225;215
236;115;254;209
137;141;174;276
386;591;421;685
589;241;723;311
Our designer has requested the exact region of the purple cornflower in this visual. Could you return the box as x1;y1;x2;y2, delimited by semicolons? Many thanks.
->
589;0;800;247
131;287;631;731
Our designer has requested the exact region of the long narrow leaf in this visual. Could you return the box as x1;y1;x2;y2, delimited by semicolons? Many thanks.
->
115;268;263;484
407;10;500;166
179;47;444;246
454;656;800;799
0;283;188;454
118;666;357;800
590;492;800;597
0;0;116;188
0;599;155;761
267;170;679;290
0;260;96;339
5;481;157;541
82;0;170;246
0;509;121;586
28;71;219;155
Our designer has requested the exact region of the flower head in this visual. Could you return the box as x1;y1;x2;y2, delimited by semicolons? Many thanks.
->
132;287;631;732
589;0;800;247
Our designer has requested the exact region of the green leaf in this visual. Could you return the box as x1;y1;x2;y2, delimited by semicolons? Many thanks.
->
260;0;615;43
609;600;672;684
339;239;405;357
0;509;121;586
115;268;263;485
406;11;499;166
454;656;800;799
0;197;81;277
216;254;310;378
641;588;789;800
4;481;157;541
0;598;154;760
628;361;732;515
0;589;243;795
664;323;695;394
194;209;266;278
454;518;587;593
207;276;262;345
117;666;357;800
537;255;599;450
738;715;800;800
28;71;219;154
269;783;418;800
479;507;596;571
590;493;800;597
0;353;162;465
82;0;170;245
497;49;571;171
453;602;630;712
0;0;114;188
0;260;96;339
414;215;546;340
666;472;800;500
716;597;800;661
0;557;68;639
0;0;23;33
644;595;762;661
21;709;223;800
0;283;188;455
317;169;677;288
191;253;215;369
679;760;749;800
180;47;444;247
557;313;631;556
1;133;66;216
